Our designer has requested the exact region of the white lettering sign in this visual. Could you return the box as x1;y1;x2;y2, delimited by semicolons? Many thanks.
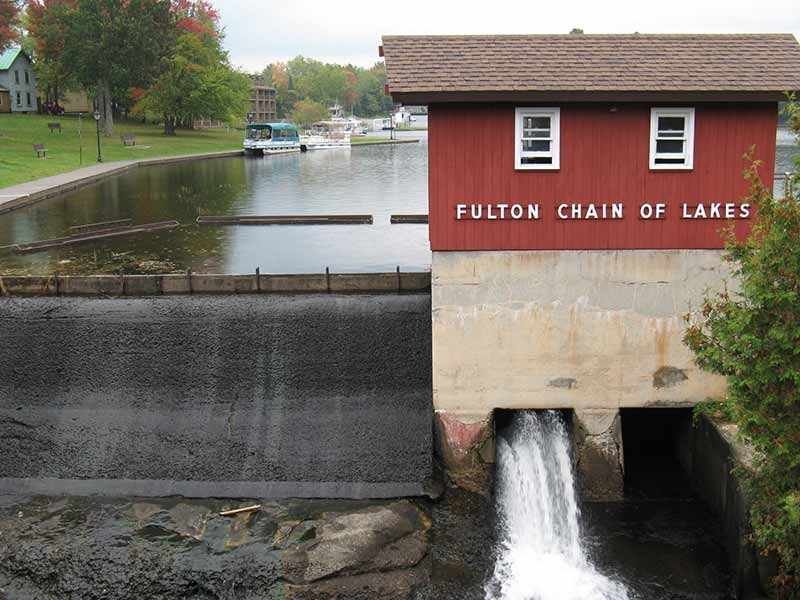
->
555;203;624;220
455;203;540;220
455;202;751;221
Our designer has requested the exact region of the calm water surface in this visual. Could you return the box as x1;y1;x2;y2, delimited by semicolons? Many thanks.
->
0;126;796;275
0;131;429;275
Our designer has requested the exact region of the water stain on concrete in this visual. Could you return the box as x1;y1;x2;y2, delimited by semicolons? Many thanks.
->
653;366;689;389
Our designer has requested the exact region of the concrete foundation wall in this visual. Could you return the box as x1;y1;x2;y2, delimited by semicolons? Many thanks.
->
0;294;433;499
432;250;730;417
431;250;732;495
686;416;769;599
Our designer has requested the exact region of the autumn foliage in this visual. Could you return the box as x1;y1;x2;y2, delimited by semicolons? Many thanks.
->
0;0;21;51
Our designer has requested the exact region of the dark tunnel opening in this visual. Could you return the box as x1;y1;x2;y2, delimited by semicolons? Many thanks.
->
621;408;694;499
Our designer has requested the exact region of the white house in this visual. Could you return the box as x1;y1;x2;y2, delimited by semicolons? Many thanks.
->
0;47;38;114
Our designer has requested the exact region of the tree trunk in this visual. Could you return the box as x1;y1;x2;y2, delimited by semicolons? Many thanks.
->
163;115;176;135
97;79;114;137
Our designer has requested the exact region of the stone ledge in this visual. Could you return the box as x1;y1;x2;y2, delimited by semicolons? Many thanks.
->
0;272;431;296
0;477;430;500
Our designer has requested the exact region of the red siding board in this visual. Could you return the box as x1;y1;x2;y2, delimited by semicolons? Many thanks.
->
428;103;777;251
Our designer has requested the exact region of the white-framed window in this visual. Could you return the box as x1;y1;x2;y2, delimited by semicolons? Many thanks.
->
649;107;695;170
515;107;560;170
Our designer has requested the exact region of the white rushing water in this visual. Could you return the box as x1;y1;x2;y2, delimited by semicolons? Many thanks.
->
485;411;630;600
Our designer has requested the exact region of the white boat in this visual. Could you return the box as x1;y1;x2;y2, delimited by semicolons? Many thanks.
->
299;120;351;150
243;123;301;155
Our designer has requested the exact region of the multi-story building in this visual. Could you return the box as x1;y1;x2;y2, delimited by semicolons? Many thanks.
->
250;84;277;122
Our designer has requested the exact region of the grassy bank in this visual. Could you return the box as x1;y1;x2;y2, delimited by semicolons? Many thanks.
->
0;114;242;188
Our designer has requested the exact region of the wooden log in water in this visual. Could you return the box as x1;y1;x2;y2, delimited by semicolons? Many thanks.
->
14;220;180;253
390;214;428;224
196;215;373;225
69;218;133;231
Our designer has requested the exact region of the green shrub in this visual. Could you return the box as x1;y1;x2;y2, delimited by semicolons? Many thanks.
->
685;99;800;598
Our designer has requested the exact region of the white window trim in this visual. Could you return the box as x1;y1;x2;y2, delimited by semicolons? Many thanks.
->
649;107;695;170
515;107;560;170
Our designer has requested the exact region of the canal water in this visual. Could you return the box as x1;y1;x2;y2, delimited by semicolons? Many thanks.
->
0;131;429;275
0;127;794;276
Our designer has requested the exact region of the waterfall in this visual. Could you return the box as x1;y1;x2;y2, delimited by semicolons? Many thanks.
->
485;410;630;600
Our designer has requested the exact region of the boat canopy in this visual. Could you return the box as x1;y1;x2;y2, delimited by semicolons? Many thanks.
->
245;122;300;140
248;122;298;131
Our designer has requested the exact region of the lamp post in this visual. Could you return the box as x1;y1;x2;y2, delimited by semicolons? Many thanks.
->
93;110;102;163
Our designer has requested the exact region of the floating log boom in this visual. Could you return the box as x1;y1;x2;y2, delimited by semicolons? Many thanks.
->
14;220;180;253
196;215;373;225
390;214;428;224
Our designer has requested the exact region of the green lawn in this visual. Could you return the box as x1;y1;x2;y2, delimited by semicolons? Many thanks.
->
0;114;243;188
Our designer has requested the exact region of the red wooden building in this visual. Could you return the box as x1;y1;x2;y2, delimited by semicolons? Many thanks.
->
380;34;800;505
382;34;800;250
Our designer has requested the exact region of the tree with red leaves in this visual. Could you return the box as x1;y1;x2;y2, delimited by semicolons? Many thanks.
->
0;0;22;51
171;0;218;39
137;0;249;134
342;70;358;112
26;0;77;103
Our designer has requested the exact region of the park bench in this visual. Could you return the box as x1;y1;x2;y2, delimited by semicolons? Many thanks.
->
47;122;61;133
120;135;136;147
33;144;47;158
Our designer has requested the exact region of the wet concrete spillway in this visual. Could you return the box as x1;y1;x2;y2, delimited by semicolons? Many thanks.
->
0;293;433;499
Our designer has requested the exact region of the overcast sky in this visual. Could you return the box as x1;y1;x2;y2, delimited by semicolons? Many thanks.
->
217;0;800;73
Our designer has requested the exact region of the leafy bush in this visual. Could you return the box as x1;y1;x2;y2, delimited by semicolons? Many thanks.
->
685;99;800;598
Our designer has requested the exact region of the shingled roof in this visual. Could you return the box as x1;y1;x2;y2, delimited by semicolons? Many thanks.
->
381;34;800;102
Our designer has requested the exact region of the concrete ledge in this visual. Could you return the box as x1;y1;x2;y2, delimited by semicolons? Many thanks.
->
0;478;428;500
0;150;244;215
0;272;431;296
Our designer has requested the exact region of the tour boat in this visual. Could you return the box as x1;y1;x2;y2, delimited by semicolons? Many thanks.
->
243;123;301;155
299;120;351;150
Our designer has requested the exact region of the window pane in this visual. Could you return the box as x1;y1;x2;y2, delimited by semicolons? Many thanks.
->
524;116;550;129
523;140;551;152
656;139;684;154
657;116;685;132
657;131;684;138
523;129;551;138
655;157;687;165
521;156;553;164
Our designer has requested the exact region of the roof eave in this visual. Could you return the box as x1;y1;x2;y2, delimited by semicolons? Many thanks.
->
387;89;795;104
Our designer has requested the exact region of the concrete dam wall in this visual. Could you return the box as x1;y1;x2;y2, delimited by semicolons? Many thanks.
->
0;294;432;499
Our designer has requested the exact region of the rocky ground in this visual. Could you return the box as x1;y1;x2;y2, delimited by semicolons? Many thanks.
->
0;495;435;599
